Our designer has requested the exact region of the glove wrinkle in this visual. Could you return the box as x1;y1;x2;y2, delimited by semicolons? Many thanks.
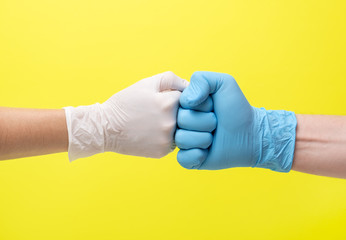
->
64;72;188;161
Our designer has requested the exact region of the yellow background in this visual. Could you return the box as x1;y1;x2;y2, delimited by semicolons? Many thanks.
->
1;0;346;239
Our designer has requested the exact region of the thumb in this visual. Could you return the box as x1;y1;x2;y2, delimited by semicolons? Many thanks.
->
158;71;189;92
180;71;223;109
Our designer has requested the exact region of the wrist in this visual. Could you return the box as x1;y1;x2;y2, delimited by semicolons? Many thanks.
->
291;114;346;178
64;103;106;161
252;107;297;172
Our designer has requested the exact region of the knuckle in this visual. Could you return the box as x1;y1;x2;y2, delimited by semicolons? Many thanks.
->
190;71;203;82
177;109;193;128
209;112;218;129
177;151;190;169
205;133;213;147
177;109;186;126
162;71;175;79
195;149;206;162
154;143;172;158
174;129;184;144
159;99;173;111
225;74;236;83
158;96;179;111
162;121;176;134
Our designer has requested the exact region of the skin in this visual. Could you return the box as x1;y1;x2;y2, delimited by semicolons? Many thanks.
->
0;107;68;160
291;114;346;179
0;107;345;179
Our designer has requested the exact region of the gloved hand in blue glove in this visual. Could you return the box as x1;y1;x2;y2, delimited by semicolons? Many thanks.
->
175;71;297;172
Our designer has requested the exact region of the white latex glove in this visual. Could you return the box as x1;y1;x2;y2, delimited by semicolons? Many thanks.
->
64;71;189;161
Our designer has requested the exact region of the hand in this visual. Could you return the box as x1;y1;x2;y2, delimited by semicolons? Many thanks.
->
64;71;188;161
175;71;297;172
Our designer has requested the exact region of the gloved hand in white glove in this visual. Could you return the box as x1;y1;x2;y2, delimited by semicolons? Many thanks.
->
64;71;189;161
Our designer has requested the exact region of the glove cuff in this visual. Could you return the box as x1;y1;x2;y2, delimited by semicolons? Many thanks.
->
252;107;297;172
63;104;105;162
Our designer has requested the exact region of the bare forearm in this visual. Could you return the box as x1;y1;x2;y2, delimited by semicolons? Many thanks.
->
0;107;68;160
292;114;346;178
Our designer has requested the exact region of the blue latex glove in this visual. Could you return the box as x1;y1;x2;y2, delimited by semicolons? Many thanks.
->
175;71;297;172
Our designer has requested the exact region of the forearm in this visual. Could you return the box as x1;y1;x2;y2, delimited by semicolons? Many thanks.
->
291;114;346;178
0;107;68;160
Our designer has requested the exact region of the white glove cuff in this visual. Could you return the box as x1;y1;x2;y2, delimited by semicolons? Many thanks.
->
64;104;105;162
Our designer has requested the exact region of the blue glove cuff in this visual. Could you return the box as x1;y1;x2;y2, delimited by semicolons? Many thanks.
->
252;107;297;173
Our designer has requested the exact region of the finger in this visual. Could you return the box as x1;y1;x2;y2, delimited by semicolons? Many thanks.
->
159;71;189;92
180;71;230;109
177;108;217;132
177;148;208;169
175;129;213;149
159;90;182;113
192;96;214;112
161;90;181;102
